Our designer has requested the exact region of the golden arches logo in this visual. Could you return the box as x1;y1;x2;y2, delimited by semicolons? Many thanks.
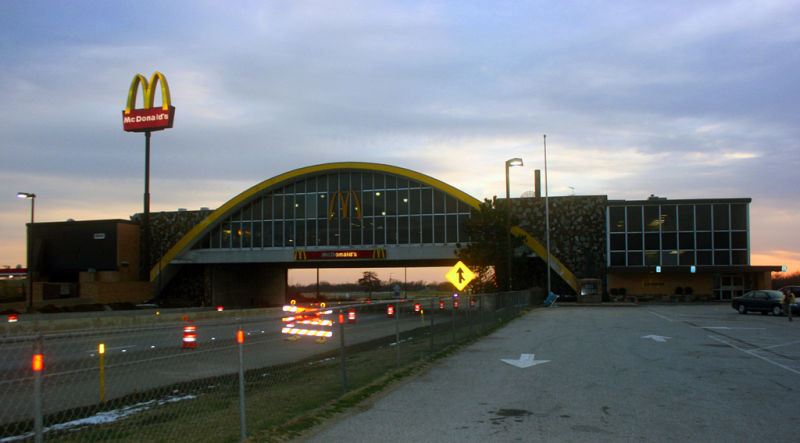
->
328;190;362;220
122;71;175;132
294;250;307;260
372;248;386;259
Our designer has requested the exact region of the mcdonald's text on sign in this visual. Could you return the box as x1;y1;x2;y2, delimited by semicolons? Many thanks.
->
446;261;475;291
122;72;175;132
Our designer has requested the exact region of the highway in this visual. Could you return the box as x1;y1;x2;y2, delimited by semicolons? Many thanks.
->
0;303;456;424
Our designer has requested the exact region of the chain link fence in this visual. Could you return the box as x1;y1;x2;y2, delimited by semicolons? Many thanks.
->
0;290;537;442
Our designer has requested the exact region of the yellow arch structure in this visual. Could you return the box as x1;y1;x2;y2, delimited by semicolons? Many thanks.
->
150;162;579;293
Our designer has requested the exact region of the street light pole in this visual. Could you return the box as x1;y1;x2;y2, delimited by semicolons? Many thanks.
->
17;192;36;311
504;158;523;291
543;135;551;299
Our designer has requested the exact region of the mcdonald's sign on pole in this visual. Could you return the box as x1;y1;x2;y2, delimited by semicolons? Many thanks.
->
122;72;175;132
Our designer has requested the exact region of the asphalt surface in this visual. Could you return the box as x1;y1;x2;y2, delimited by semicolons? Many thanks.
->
302;304;800;442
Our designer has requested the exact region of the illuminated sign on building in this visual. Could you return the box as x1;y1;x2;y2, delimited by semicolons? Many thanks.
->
294;248;386;260
122;72;175;132
328;190;362;220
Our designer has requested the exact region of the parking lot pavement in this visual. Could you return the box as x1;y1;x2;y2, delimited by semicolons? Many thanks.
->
302;304;800;442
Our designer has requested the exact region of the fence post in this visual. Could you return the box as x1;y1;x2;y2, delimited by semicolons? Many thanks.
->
33;335;43;443
395;303;400;368
237;325;246;441
429;299;435;353
451;298;456;344
339;313;348;393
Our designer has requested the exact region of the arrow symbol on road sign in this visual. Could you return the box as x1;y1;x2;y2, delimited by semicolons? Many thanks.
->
501;353;550;368
642;335;671;342
456;268;464;283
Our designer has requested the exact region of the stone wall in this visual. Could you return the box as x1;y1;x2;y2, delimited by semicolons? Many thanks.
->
512;195;607;280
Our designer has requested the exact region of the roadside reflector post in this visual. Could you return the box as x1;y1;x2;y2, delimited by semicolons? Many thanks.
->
348;308;356;323
387;305;395;318
8;313;18;323
217;306;224;312
33;335;43;443
339;311;348;393
99;343;106;403
237;325;246;441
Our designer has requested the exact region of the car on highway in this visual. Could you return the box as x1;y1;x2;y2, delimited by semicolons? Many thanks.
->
731;290;786;316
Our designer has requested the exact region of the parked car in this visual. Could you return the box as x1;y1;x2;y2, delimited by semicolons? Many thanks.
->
731;290;786;316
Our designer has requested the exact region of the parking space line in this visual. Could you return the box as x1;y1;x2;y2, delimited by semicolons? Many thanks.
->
756;340;800;351
646;310;674;322
708;335;800;375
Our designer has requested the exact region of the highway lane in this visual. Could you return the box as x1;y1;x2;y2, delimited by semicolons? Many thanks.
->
0;305;462;424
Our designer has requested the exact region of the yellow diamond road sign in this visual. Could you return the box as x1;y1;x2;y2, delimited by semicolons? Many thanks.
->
446;261;475;291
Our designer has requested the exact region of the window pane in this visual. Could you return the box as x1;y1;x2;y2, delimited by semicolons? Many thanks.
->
678;205;694;231
696;205;711;230
714;231;730;249
294;220;305;246
715;250;730;265
363;189;374;217
264;196;273;219
609;207;625;232
409;189;420;215
697;250;712;265
662;251;678;266
306;220;316;246
410;216;420;244
627;252;643;266
696;232;712;249
295;194;305;219
732;231;748;249
713;204;729;230
274;195;283;219
386;191;397;215
645;233;659;250
610;234;626;251
645;251;659;266
263;221;272;247
375;191;385;215
627;233;642;250
679;232;694;250
627;206;642;231
610;252;626;266
731;204;747;230
433;190;445;213
446;195;458;214
678;251;694;266
253;221;262;248
386;217;397;244
732;250;748;265
644;206;660;232
422;215;433;243
374;217;384;244
458;214;469;242
398;217;409;244
399;189;409;215
434;215;445;243
662;233;677;250
446;214;458;242
421;189;433;214
305;194;316;219
274;221;284;246
661;205;676;231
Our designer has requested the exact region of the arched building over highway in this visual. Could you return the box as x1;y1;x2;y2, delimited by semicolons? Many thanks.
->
150;162;576;307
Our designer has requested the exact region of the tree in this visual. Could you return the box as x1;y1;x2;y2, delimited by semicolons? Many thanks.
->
358;271;382;297
456;198;524;292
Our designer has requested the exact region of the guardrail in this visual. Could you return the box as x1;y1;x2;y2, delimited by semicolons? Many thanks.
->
0;290;534;442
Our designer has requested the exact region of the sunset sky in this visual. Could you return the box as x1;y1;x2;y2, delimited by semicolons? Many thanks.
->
2;1;798;284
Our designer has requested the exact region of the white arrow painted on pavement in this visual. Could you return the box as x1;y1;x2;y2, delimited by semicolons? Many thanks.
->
501;353;550;368
642;335;671;343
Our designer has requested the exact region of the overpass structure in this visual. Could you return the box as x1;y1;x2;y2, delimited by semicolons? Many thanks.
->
151;163;578;306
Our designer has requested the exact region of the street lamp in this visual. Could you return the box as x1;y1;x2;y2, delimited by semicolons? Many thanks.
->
16;192;35;311
505;158;523;290
543;135;551;300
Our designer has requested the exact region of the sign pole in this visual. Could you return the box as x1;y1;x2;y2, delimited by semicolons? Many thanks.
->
143;130;151;281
